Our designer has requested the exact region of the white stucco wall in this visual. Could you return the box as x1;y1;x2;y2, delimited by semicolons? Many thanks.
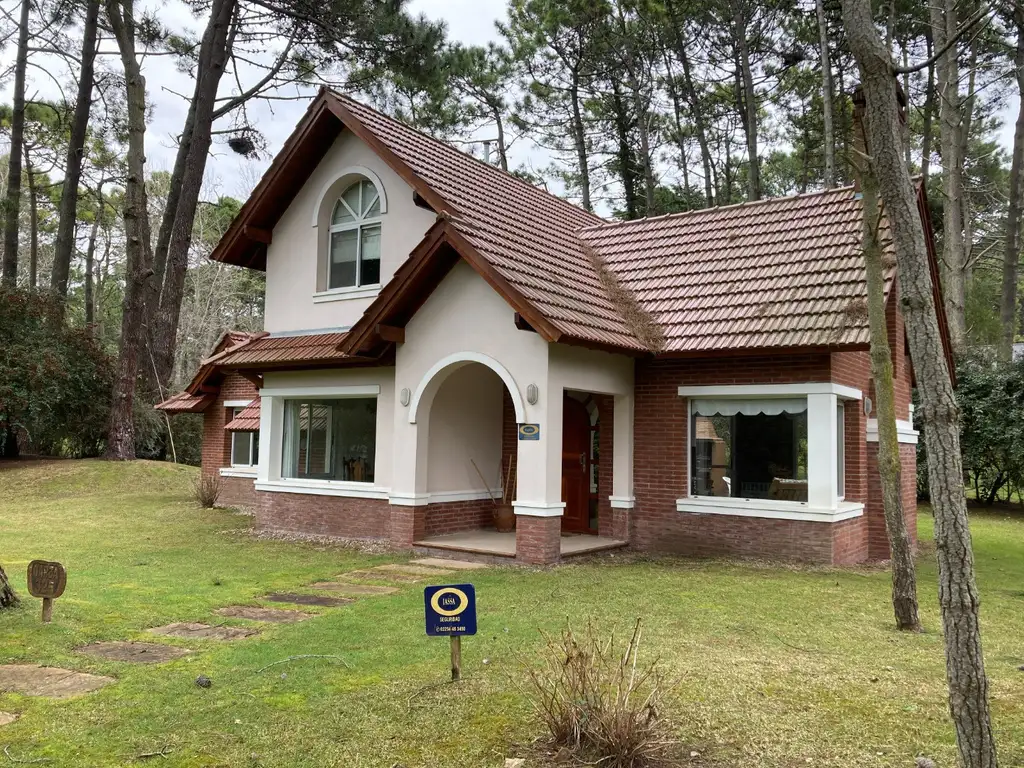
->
256;367;395;493
263;130;437;334
425;364;504;494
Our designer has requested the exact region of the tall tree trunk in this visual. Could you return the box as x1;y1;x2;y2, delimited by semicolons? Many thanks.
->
921;30;935;186
610;82;639;220
1;0;31;287
84;188;103;326
816;0;835;188
932;0;967;351
50;0;100;307
494;109;508;172
842;1;998;765
853;94;921;631
569;74;593;212
999;9;1024;361
733;2;760;201
0;564;17;609
665;0;716;206
150;0;237;393
26;147;37;290
104;0;155;461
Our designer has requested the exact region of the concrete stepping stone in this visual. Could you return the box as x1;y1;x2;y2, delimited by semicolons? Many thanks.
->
411;557;489;570
148;622;259;641
216;606;312;623
342;568;425;583
0;712;20;726
0;664;114;699
310;582;399;596
262;593;354;607
77;641;192;663
374;563;454;576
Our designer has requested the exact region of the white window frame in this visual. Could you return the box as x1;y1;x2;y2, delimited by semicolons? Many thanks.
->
229;407;258;468
327;179;382;291
278;391;379;486
677;383;863;522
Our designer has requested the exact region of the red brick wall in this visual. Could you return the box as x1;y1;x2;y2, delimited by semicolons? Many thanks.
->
501;389;518;502
865;442;919;560
516;515;561;565
424;499;495;536
632;354;842;561
832;516;869;564
254;491;390;539
219;475;256;508
200;372;259;477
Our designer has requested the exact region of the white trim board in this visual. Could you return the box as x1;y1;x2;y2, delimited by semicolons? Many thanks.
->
676;497;864;523
255;479;389;499
312;285;381;304
260;384;381;398
220;467;257;478
513;500;566;518
609;496;635;509
866;419;919;444
389;489;503;506
677;383;862;400
223;400;253;408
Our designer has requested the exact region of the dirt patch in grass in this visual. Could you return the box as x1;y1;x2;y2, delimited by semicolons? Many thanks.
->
147;622;259;641
343;568;425;583
215;605;313;623
0;665;114;698
263;593;354;607
309;582;399;596
77;641;192;663
0;712;20;726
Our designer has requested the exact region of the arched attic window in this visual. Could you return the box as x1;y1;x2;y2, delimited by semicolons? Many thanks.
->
328;178;382;289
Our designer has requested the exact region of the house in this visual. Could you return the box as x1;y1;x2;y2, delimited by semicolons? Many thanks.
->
158;88;950;566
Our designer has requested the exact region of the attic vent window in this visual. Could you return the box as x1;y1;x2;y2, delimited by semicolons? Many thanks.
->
329;178;382;290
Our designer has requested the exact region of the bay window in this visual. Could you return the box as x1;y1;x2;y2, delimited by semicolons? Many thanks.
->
282;398;377;483
691;399;808;501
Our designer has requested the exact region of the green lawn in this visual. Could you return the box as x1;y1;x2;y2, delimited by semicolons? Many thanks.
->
1;460;1022;767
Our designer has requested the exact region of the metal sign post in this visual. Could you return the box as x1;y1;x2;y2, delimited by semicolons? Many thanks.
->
424;584;477;682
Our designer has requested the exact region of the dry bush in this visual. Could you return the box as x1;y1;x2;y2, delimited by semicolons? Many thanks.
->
521;618;674;767
192;473;222;508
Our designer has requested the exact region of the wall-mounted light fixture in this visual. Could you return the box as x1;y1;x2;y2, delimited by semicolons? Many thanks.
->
526;384;539;405
863;396;873;417
400;388;411;407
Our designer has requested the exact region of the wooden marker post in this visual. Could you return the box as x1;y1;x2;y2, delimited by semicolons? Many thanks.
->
424;584;476;682
450;636;462;682
27;560;66;624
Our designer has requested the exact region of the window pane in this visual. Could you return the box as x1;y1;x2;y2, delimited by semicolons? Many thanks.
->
231;430;250;466
329;229;358;288
252;430;260;466
360;225;381;285
332;398;377;482
837;402;845;498
342;183;361;219
332;199;354;225
692;400;808;502
365;192;381;218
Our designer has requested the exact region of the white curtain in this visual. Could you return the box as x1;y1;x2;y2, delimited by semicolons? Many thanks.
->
692;398;807;417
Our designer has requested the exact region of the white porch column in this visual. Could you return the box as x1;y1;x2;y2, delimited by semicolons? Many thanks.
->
257;395;284;483
514;377;564;516
806;392;839;510
610;393;634;507
389;410;429;506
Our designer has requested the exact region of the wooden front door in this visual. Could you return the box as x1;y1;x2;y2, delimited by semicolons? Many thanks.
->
561;395;592;533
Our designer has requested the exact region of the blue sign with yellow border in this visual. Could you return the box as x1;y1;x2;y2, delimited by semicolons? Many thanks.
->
518;423;540;441
424;584;477;636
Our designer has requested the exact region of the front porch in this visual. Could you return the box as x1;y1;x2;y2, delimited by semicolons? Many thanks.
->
413;529;627;559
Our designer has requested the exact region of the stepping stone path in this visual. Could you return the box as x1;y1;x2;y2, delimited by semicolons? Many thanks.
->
373;563;455;576
0;665;114;699
309;582;398;596
216;606;312;623
148;622;259;641
0;712;19;726
263;593;354;607
411;557;489;570
77;641;192;663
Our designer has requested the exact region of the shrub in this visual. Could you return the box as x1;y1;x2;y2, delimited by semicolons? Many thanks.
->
521;619;673;768
192;473;221;508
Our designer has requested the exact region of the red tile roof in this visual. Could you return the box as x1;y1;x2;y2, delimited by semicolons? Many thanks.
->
225;398;261;431
579;185;893;354
332;94;643;351
154;391;215;413
214;332;350;367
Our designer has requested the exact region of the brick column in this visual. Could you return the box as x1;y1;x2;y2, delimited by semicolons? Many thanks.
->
516;515;561;565
390;505;426;551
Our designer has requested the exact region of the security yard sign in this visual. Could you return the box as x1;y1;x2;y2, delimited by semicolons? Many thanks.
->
424;583;476;681
518;423;540;441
